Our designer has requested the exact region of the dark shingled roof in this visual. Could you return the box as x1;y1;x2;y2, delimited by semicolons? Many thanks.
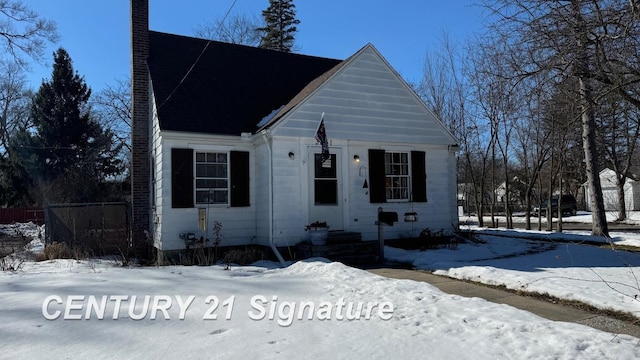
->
148;31;342;135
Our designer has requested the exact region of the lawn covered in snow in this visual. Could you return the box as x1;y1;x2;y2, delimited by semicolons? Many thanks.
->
1;221;640;359
386;230;640;317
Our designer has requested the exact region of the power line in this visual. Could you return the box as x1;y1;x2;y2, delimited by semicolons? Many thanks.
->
157;0;239;110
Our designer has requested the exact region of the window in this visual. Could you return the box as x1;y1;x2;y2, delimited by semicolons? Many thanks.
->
314;153;338;205
171;149;249;208
195;152;228;204
369;149;426;203
385;152;409;201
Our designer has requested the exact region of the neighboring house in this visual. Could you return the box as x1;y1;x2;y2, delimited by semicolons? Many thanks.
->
131;0;459;261
584;168;640;211
494;178;526;208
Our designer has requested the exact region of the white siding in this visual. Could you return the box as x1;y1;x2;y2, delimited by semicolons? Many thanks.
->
632;183;640;211
254;140;271;246
271;46;456;145
267;138;458;245
264;45;459;243
150;94;163;249
151;44;459;251
346;144;456;240
153;131;258;251
587;169;640;211
270;138;305;246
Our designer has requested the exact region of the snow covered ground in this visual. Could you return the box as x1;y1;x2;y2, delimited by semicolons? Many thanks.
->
2;221;640;359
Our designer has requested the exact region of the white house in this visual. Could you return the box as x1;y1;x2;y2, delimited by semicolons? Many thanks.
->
584;168;640;212
130;0;459;262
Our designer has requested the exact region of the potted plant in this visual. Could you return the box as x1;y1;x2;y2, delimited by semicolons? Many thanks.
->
305;221;330;245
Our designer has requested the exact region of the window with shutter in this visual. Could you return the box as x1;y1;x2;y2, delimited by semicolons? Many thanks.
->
368;149;427;203
171;149;250;208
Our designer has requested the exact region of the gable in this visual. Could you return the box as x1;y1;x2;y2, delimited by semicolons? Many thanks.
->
599;168;638;188
267;45;457;145
147;31;341;135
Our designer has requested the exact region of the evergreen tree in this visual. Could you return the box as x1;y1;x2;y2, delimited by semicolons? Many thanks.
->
14;48;123;204
257;0;300;52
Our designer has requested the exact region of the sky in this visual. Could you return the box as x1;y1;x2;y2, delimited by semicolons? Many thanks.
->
24;0;486;93
2;219;640;359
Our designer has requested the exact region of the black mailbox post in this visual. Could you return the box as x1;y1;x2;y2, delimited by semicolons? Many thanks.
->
376;207;398;262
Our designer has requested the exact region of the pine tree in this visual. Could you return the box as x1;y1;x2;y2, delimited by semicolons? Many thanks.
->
14;48;123;204
257;0;300;52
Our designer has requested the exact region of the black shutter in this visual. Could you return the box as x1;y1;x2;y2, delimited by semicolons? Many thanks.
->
230;151;250;207
171;148;193;208
411;151;427;202
369;149;386;203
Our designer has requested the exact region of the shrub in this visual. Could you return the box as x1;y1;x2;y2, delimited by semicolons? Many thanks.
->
36;242;73;261
223;247;264;266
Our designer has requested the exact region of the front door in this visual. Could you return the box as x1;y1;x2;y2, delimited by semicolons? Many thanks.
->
308;148;343;230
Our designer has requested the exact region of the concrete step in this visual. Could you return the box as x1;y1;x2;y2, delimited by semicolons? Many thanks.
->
296;239;377;261
326;230;362;244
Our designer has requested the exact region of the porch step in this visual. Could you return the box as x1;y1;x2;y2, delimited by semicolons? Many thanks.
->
326;231;362;245
296;238;378;265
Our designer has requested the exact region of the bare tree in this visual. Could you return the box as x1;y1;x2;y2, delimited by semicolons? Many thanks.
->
543;84;582;232
481;0;640;237
416;34;481;223
476;36;521;228
0;59;30;158
92;77;131;153
0;59;32;206
0;0;58;65
596;93;640;221
513;73;554;230
194;12;262;46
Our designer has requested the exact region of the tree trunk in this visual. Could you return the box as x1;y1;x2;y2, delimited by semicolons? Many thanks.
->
579;76;609;237
475;181;485;227
546;156;554;232
504;169;513;229
537;179;543;231
572;0;609;237
556;171;563;233
524;188;532;230
616;174;627;221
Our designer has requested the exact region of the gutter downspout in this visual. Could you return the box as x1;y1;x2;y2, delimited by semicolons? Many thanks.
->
261;130;286;265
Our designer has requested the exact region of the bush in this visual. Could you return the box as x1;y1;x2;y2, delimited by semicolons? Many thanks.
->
385;228;458;251
36;242;73;261
222;247;264;266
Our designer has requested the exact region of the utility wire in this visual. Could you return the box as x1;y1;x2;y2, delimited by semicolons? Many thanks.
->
157;0;238;110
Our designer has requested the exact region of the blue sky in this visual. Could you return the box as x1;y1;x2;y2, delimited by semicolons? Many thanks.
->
25;1;485;93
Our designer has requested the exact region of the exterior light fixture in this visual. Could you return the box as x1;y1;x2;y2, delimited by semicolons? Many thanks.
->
288;152;295;160
353;155;360;162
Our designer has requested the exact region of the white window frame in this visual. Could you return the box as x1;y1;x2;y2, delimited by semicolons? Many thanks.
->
385;151;410;202
195;151;229;205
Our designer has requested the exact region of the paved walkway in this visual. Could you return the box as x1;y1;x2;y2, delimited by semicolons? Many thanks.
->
368;267;640;339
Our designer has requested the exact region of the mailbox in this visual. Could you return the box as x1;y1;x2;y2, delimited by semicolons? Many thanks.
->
378;211;398;226
179;232;196;247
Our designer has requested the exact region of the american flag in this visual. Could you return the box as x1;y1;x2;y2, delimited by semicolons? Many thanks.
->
315;113;329;163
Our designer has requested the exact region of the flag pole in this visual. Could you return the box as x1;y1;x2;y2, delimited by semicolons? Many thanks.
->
314;112;325;135
314;112;330;163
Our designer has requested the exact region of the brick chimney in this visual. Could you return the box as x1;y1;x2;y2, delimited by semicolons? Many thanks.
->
130;0;150;251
